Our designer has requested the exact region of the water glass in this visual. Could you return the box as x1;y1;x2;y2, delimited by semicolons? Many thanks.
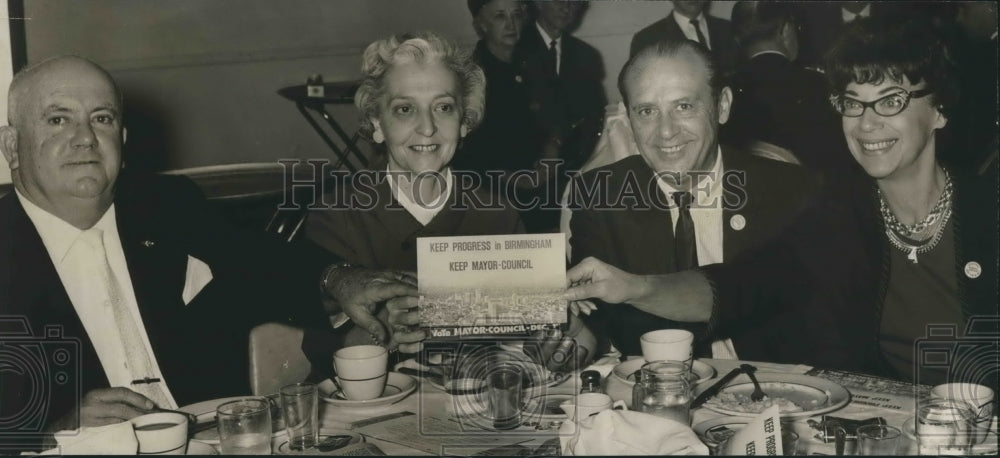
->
915;398;975;455
632;360;692;425
280;383;319;451
217;398;272;455
487;363;526;430
856;424;901;455
781;429;799;456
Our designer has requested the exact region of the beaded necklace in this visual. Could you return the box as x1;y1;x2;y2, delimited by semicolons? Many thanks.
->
879;170;954;264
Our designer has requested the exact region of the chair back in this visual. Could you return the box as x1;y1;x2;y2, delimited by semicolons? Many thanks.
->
248;322;312;396
264;206;310;242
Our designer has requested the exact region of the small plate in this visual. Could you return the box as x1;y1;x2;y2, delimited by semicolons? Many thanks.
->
524;393;575;422
317;372;416;409
697;373;850;419
275;431;363;455
186;439;218;455
179;396;283;444
903;416;999;455
613;358;717;385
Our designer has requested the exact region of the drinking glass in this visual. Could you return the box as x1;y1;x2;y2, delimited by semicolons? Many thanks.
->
280;383;319;451
487;362;526;430
632;361;692;425
217;398;272;455
915;398;975;455
856;424;901;455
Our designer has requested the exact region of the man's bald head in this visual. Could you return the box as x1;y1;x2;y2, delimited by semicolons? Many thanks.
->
0;55;125;229
7;56;122;127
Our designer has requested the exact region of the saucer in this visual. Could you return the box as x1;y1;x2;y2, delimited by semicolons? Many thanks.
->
318;372;416;409
902;416;999;455
179;396;283;444
274;431;363;455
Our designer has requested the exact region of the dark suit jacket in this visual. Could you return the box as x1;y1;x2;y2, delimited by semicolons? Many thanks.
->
515;25;607;169
629;11;737;74
0;173;332;451
305;171;524;272
704;167;998;384
454;40;540;177
568;148;819;357
722;52;855;174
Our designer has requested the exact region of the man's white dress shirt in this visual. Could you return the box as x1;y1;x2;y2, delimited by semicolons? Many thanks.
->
841;4;871;23
16;191;177;408
672;10;712;50
536;22;562;75
653;148;738;359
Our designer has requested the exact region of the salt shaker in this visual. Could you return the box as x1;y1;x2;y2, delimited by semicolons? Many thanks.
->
580;370;601;393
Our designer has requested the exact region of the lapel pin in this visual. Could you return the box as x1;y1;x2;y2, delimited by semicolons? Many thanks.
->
730;214;746;231
964;261;981;279
515;75;523;83
142;240;155;248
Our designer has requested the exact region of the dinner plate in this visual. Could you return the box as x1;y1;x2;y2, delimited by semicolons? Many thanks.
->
317;372;416;409
179;396;283;444
697;373;850;419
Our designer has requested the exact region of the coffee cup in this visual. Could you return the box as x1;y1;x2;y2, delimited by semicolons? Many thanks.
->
130;412;189;455
560;392;628;420
640;329;694;364
333;345;388;401
930;383;995;443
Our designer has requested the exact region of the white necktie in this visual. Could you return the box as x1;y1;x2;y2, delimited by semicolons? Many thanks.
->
77;229;174;409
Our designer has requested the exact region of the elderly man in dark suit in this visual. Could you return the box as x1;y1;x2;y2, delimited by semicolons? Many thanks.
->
630;0;737;74
0;56;413;451
514;0;606;232
722;1;853;174
568;39;817;360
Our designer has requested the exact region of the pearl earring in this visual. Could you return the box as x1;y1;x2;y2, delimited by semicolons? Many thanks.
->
373;130;384;144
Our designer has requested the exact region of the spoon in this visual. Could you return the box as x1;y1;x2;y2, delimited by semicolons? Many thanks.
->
740;364;767;402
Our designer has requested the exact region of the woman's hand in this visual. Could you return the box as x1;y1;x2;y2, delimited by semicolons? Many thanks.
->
383;296;427;354
321;266;417;345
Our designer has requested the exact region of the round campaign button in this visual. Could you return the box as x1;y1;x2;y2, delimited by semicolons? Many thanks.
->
964;261;982;279
730;214;746;231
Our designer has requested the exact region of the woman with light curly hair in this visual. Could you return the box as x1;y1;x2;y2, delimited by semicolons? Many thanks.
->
306;32;561;352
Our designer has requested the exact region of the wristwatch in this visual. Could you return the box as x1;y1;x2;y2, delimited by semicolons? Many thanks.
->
320;261;353;295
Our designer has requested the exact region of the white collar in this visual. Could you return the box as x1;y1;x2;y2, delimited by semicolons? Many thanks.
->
842;4;871;22
672;10;706;27
536;22;560;48
15;190;117;264
385;166;453;226
656;146;724;202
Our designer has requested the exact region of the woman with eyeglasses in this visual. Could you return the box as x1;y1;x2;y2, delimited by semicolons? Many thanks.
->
564;17;997;386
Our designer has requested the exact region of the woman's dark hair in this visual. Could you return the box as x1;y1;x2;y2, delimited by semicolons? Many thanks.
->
825;16;959;118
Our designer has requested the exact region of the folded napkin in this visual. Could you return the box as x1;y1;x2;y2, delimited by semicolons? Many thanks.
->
39;422;138;455
559;409;709;455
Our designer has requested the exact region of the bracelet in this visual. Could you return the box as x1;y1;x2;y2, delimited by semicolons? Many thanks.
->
320;261;353;295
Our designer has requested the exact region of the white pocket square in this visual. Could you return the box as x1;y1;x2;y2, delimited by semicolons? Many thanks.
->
182;255;213;305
